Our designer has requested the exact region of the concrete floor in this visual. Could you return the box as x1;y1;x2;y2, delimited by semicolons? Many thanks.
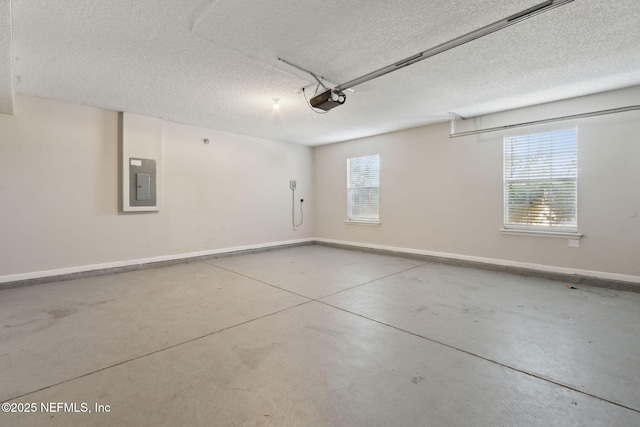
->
1;245;639;426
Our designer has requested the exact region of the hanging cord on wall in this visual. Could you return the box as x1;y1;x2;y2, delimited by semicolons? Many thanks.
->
292;188;304;230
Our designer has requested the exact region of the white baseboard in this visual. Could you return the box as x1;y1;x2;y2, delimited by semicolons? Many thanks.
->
314;238;640;285
2;237;639;287
0;238;314;284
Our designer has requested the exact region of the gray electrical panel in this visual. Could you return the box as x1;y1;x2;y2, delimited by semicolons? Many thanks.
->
129;158;156;207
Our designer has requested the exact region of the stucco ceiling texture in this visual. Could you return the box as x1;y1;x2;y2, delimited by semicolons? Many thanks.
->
8;0;640;145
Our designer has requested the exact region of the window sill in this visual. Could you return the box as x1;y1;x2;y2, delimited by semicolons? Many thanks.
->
345;219;381;227
500;228;582;239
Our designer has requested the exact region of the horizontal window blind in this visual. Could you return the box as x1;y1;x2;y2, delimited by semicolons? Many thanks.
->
504;129;577;231
347;155;380;221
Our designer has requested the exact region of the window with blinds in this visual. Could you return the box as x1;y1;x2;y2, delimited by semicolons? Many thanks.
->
504;129;577;231
347;154;380;222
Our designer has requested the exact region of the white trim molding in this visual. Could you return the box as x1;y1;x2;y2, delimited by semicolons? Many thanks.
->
314;237;640;285
0;238;314;284
3;237;638;289
500;228;583;239
345;220;382;226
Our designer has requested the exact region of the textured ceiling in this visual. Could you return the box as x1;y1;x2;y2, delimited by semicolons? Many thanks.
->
7;0;640;145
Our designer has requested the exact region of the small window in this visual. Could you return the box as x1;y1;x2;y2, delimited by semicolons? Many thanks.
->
347;154;380;223
504;129;577;231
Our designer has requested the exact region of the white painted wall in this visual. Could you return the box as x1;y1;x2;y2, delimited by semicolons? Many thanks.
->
2;86;638;283
0;94;313;280
0;0;13;114
120;112;162;212
314;86;640;280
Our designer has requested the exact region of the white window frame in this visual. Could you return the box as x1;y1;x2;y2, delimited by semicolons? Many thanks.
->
502;128;580;238
346;154;381;225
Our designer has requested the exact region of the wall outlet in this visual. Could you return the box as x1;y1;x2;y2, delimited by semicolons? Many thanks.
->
290;180;297;190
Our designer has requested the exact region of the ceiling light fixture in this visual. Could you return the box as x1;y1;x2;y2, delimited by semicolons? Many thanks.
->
272;98;280;110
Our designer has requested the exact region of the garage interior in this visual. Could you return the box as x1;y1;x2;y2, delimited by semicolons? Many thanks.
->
1;1;639;425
